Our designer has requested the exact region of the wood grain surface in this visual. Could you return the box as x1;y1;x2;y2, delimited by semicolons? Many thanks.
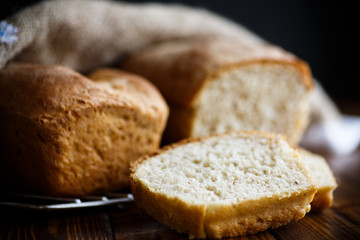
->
1;120;360;240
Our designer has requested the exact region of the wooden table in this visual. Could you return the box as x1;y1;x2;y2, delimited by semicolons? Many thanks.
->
1;123;360;239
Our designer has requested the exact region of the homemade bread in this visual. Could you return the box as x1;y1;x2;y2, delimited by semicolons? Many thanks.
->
300;148;337;211
130;131;317;239
0;64;168;196
123;37;313;145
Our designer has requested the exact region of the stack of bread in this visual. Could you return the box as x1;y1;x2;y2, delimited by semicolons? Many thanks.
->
130;131;336;238
0;1;338;238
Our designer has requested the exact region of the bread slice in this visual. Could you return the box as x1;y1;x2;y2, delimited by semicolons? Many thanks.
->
123;36;313;145
0;64;168;196
130;131;317;239
299;148;337;211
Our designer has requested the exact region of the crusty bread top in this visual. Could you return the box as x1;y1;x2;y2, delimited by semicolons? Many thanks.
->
131;130;316;205
123;36;313;107
0;63;168;120
88;68;168;116
0;63;169;196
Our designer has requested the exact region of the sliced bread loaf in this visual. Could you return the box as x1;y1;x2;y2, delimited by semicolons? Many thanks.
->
130;131;317;239
300;148;337;211
123;36;313;145
0;64;168;196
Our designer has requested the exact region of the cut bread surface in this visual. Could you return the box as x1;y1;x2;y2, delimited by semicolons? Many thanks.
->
123;37;313;145
135;133;311;203
130;131;317;238
193;61;310;144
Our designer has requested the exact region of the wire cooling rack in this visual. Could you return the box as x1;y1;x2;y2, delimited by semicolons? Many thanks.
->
0;192;134;210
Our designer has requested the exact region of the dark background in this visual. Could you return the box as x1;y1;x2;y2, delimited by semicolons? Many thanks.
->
1;0;358;103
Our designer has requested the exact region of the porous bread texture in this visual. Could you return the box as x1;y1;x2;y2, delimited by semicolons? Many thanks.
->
0;64;168;196
123;36;313;145
130;131;317;239
300;148;337;211
193;62;310;145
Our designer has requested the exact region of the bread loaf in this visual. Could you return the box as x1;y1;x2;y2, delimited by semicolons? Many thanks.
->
123;37;313;145
130;131;317;239
0;64;168;196
300;148;337;211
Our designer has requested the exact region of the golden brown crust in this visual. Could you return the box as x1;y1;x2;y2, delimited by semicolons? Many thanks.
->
130;177;207;238
130;131;317;238
131;173;315;239
203;190;315;238
293;59;314;90
88;68;169;115
310;188;334;211
123;36;313;107
205;58;314;92
0;63;168;196
89;67;167;98
161;105;195;143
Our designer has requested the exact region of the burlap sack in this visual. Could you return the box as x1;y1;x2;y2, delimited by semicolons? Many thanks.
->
0;0;340;124
0;0;264;72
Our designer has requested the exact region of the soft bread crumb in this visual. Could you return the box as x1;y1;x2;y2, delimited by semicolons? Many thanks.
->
193;62;309;145
130;131;317;239
123;37;313;146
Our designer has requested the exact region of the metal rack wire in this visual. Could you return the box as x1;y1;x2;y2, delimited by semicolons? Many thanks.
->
0;192;134;210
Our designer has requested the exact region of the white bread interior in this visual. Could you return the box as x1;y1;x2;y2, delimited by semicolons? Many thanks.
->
130;131;317;238
193;61;310;145
123;37;313;145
